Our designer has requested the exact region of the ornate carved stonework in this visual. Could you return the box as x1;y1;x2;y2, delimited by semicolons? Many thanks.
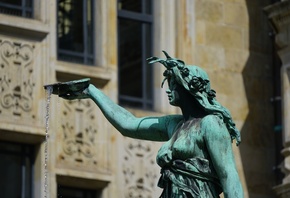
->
58;99;98;167
264;1;290;48
123;139;158;198
0;39;35;119
264;1;290;32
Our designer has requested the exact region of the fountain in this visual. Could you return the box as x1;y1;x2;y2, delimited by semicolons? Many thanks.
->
42;51;244;197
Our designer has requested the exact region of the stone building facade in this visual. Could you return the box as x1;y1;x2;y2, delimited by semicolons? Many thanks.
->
0;0;279;198
265;1;290;197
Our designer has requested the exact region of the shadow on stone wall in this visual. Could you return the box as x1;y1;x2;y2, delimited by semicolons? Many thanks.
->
239;1;280;197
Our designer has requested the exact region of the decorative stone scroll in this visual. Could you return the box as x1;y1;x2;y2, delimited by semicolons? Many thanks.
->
0;39;35;119
58;99;98;167
123;139;158;198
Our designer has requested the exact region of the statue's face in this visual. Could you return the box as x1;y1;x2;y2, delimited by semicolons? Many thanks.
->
166;77;183;107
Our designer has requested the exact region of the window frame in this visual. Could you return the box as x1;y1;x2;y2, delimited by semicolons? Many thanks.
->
0;0;34;18
57;184;101;198
0;140;35;198
117;0;154;110
56;0;96;66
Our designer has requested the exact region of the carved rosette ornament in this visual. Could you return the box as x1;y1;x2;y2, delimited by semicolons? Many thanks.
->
123;139;158;198
58;99;98;167
0;40;35;119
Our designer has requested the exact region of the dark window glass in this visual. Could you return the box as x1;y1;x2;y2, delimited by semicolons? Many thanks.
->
58;185;99;198
0;141;34;198
118;0;153;109
0;0;33;18
57;0;94;65
118;0;151;14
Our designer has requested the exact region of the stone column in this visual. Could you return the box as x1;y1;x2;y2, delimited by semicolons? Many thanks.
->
264;1;290;197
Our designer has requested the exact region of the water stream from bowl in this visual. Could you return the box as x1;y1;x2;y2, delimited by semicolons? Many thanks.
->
44;85;53;198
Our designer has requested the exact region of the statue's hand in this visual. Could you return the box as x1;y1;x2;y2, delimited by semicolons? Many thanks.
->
59;87;90;100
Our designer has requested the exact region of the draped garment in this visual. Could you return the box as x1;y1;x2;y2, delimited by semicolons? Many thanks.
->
158;157;222;198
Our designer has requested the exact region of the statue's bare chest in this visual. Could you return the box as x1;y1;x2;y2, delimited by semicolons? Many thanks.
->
169;120;205;159
157;119;208;167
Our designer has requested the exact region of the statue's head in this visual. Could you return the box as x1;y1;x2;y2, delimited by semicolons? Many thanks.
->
147;51;216;102
147;51;241;146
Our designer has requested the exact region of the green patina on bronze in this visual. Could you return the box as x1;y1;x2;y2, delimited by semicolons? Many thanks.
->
45;51;243;197
147;51;241;146
44;78;90;96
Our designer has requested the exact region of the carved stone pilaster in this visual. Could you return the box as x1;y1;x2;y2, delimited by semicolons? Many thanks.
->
264;1;290;197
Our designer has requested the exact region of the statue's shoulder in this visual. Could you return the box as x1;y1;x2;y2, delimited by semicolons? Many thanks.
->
166;114;183;127
201;114;230;139
165;114;183;136
168;114;183;120
200;114;226;131
202;114;222;121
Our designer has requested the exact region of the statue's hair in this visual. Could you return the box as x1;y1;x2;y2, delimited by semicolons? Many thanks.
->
147;51;241;146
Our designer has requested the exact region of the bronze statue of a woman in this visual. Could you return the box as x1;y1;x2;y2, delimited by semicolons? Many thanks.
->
58;51;243;197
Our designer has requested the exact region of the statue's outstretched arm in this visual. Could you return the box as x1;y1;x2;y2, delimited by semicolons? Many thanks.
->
202;115;243;198
61;84;179;141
